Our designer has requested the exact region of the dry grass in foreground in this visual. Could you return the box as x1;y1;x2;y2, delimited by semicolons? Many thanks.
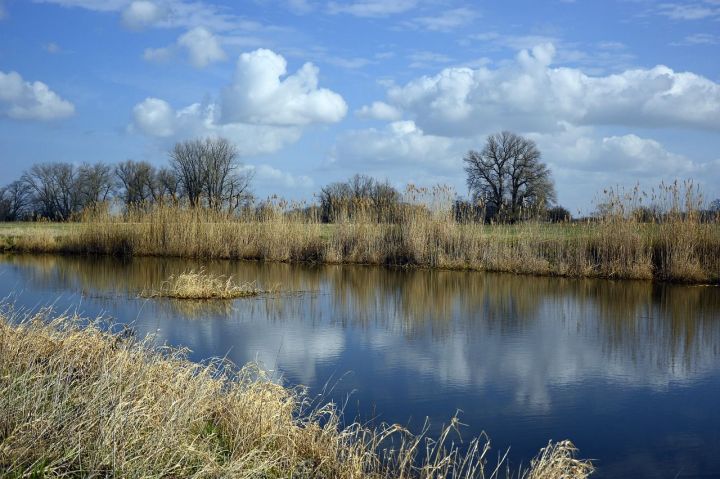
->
141;269;263;299
0;310;594;479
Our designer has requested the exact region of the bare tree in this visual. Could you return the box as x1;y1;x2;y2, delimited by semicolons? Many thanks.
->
464;131;555;222
115;160;155;208
155;167;181;205
319;174;400;223
203;137;241;210
169;137;252;211
0;180;32;221
21;163;81;220
224;169;254;213
77;162;115;207
169;140;206;207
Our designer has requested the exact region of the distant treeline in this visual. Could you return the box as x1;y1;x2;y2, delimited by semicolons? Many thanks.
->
2;135;719;224
0;138;252;221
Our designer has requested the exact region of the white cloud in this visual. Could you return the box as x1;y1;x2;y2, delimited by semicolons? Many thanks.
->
323;56;373;69
327;0;417;17
673;33;720;45
249;164;314;188
132;48;346;156
132;97;175;136
655;2;720;20
285;0;315;14
220;48;347;126
384;43;720;136
37;0;261;31
143;27;228;68
121;0;168;29
467;32;559;51
143;45;174;63
177;26;226;68
407;51;453;69
407;7;479;32
333;120;463;170
0;70;75;121
356;101;402;121
532;125;697;176
132;98;303;156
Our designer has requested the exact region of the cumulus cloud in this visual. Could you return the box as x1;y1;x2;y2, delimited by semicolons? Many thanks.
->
132;97;175;136
177;26;226;68
532;125;698;176
121;0;168;29
356;101;402;121
143;27;226;68
333;120;463;170
132;48;346;156
0;70;75;121
220;48;347;126
384;43;720;136
132;98;303;156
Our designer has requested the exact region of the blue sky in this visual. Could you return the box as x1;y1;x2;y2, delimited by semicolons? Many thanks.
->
1;0;719;212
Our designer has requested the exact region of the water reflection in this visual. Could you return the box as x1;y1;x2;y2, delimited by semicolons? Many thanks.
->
1;254;719;478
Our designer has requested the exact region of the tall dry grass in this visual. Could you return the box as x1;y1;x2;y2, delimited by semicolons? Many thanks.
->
5;181;719;283
141;268;264;299
0;309;593;478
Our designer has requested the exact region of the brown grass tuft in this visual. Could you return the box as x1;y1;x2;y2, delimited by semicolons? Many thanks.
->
141;268;264;299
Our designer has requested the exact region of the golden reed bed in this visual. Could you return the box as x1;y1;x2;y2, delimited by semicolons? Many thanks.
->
3;201;718;284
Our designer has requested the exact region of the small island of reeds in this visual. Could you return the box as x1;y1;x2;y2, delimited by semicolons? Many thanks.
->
140;269;263;300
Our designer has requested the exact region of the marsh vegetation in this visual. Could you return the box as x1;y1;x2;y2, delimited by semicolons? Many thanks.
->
3;180;718;283
140;268;264;300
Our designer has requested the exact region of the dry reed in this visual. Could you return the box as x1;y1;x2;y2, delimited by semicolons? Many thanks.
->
0;309;593;478
3;181;718;283
141;268;263;299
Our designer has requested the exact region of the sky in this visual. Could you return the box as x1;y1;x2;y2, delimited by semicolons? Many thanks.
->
1;0;719;213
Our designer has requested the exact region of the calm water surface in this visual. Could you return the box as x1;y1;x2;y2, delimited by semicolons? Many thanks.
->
1;254;719;478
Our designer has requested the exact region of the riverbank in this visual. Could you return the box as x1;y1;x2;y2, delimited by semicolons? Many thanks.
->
2;206;718;283
0;308;593;478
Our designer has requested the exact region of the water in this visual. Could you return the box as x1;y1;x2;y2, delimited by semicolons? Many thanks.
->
1;254;719;478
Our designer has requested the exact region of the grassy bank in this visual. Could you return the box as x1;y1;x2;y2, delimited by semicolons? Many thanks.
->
0;309;593;478
2;202;718;283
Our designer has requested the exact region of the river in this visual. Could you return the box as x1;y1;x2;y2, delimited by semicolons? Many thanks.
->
1;254;718;478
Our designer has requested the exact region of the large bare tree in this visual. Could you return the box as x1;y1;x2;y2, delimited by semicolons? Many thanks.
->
21;163;81;220
77;162;115;206
0;180;32;221
115;160;156;208
169;137;252;211
464;131;555;222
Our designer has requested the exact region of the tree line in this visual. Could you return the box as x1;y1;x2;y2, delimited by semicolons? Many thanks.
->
0;138;253;221
2;132;575;223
